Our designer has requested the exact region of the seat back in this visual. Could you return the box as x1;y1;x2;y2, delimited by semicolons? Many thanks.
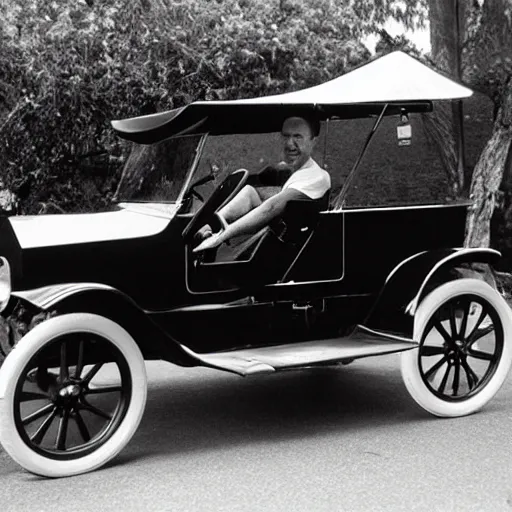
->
269;190;329;244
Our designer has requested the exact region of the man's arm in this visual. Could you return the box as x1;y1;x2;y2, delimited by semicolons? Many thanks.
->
221;187;307;240
193;187;308;252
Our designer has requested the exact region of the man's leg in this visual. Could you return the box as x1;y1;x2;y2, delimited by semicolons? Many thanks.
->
219;185;263;223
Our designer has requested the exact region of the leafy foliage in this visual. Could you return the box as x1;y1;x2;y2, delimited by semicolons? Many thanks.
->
0;0;424;214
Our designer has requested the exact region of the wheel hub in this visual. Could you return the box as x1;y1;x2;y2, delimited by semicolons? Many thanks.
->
58;383;82;399
55;381;83;408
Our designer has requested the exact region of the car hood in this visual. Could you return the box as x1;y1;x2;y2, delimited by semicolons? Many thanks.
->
9;203;177;249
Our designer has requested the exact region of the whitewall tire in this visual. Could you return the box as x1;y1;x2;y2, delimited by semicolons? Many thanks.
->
0;313;147;477
401;279;512;417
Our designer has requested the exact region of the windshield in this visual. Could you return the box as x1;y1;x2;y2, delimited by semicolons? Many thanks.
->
116;134;203;203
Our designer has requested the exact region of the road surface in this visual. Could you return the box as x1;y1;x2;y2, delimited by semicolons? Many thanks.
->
1;356;512;512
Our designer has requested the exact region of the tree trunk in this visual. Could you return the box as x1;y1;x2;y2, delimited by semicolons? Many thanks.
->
465;81;512;247
461;0;512;250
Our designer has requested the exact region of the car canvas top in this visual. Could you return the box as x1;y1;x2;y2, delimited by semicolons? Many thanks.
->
111;51;473;143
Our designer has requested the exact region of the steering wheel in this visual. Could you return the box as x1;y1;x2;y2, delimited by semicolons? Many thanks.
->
182;169;249;244
182;174;216;204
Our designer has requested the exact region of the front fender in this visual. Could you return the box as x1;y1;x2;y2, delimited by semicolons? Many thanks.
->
363;248;501;338
12;282;116;310
11;283;199;367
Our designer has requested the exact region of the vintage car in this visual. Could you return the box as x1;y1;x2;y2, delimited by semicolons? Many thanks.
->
0;51;511;478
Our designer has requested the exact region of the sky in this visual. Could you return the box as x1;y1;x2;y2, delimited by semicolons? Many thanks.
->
364;18;432;54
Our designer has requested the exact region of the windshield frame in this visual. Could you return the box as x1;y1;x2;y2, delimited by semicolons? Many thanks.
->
175;133;208;206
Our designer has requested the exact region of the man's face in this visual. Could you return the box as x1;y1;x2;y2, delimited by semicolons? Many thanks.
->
280;117;316;171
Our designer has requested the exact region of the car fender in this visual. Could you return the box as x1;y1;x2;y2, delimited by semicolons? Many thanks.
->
11;283;199;367
363;248;501;338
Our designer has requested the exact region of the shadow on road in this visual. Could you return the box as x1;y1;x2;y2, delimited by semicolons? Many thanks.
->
111;359;435;469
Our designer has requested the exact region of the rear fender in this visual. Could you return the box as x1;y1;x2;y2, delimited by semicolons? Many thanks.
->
11;283;199;367
363;248;501;338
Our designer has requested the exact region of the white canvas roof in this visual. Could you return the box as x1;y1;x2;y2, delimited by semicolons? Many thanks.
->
196;51;473;106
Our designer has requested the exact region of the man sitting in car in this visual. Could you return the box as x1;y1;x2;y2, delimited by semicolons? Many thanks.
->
193;115;331;253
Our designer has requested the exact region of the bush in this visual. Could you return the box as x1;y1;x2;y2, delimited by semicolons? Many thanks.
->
0;0;378;213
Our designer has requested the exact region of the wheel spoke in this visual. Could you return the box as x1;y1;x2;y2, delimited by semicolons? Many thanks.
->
86;385;122;395
55;409;70;450
74;410;91;443
465;307;488;343
448;303;458;339
467;348;494;361
452;360;461;396
75;339;85;379
420;345;445;357
34;366;57;392
79;400;112;421
438;362;452;394
458;299;471;339
30;407;58;445
20;391;49;402
424;354;449;380
60;341;69;381
467;325;495;346
432;318;451;344
82;363;104;385
460;358;479;390
22;403;55;425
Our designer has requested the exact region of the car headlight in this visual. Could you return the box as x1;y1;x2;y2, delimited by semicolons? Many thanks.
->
0;257;11;313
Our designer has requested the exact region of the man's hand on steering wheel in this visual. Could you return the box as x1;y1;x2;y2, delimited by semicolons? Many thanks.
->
193;213;229;252
193;213;228;244
193;230;224;252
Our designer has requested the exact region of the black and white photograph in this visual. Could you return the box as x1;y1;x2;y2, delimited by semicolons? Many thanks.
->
1;0;512;510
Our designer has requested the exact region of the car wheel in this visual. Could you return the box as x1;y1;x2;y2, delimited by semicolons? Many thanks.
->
0;313;147;477
401;278;512;417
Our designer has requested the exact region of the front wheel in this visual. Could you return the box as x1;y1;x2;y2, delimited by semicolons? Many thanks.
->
0;313;147;477
401;279;512;417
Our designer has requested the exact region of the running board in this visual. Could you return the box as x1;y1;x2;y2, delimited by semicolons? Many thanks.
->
179;326;418;376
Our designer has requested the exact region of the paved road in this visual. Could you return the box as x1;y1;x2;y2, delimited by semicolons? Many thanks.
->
2;356;512;512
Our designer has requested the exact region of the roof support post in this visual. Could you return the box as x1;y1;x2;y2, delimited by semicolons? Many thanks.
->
453;0;467;191
333;104;389;209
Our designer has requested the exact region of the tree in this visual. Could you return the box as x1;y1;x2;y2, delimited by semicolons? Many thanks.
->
427;0;512;250
114;0;428;203
0;0;369;213
462;0;512;249
1;0;426;213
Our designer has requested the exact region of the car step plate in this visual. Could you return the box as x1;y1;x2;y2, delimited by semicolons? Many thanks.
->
180;326;418;376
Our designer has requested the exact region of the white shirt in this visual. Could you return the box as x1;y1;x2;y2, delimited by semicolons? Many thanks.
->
282;158;331;200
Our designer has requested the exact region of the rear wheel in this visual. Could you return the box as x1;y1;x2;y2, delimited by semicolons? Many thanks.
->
401;279;512;417
0;313;147;477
